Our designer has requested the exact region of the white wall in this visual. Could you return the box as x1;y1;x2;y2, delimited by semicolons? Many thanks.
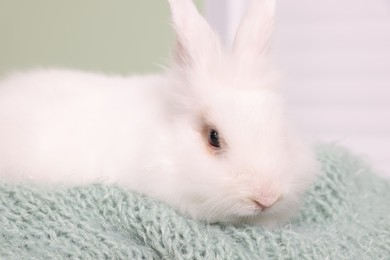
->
205;0;390;177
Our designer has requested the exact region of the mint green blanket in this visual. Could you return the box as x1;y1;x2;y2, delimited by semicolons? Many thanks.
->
1;145;389;259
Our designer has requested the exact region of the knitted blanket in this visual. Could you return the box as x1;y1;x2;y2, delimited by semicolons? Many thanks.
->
0;144;389;259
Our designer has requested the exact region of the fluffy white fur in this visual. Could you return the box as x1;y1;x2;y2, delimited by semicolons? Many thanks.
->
0;0;318;226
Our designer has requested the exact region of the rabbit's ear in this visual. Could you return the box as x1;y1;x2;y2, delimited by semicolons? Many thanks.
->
168;0;222;67
233;0;275;60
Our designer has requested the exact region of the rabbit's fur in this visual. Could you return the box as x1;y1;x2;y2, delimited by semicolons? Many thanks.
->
0;0;318;226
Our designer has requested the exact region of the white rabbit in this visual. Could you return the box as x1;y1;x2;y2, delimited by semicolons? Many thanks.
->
0;0;318;226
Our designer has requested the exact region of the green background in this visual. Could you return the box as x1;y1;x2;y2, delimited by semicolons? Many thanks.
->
0;0;203;75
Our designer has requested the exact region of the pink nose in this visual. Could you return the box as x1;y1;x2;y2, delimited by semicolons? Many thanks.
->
252;194;280;210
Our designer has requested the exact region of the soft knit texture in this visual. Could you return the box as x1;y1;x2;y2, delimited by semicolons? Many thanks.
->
0;144;389;259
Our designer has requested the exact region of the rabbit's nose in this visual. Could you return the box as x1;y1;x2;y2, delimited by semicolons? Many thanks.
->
252;192;281;210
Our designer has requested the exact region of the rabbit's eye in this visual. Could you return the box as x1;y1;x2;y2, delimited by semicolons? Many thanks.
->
201;122;225;154
208;129;220;148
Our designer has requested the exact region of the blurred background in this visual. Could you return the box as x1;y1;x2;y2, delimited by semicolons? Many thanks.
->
0;0;389;177
0;0;190;74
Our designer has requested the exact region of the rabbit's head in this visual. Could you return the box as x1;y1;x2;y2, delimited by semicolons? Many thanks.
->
166;0;319;226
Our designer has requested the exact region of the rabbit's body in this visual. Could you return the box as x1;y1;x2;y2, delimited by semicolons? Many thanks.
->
0;0;319;226
0;70;174;185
